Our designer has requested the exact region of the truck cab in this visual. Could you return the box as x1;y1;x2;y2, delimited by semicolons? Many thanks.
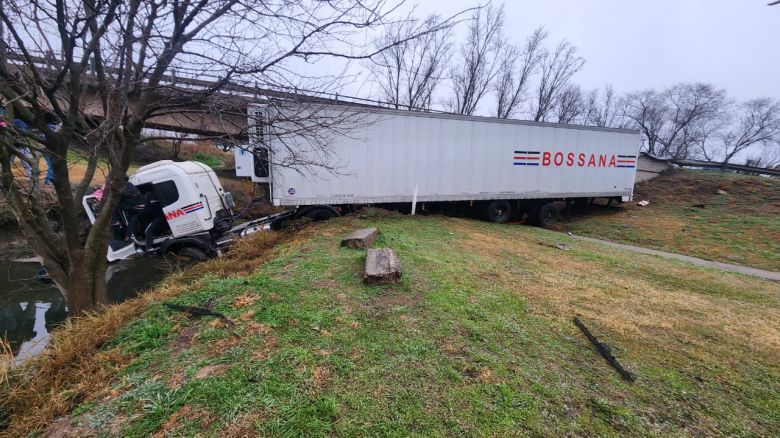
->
82;160;236;262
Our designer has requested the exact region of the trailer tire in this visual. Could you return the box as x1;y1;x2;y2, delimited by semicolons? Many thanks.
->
176;246;210;261
486;200;512;223
533;202;558;227
298;205;340;222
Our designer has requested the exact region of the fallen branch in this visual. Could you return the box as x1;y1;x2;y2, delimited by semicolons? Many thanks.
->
573;317;636;382
164;303;236;328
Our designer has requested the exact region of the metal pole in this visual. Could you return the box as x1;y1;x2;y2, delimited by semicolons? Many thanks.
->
411;185;418;215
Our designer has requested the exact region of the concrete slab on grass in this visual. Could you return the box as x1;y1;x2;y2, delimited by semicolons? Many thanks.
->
364;248;401;285
341;228;379;249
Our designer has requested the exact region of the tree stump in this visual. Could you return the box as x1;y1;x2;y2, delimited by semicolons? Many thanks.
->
341;227;378;249
363;248;401;285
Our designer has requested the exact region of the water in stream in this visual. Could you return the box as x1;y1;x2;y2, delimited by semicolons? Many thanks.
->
0;257;172;365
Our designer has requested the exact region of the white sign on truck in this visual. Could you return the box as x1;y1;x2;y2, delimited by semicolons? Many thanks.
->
238;104;641;225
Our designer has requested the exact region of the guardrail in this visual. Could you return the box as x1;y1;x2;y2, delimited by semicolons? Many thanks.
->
669;158;780;178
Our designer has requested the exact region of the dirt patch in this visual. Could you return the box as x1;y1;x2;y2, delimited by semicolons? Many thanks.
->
206;336;240;356
43;414;93;438
221;410;267;437
244;321;271;335
171;325;199;353
195;364;228;379
252;336;279;360
152;405;215;437
233;292;260;309
476;368;497;384
167;372;187;389
311;365;331;388
105;414;128;436
439;341;459;355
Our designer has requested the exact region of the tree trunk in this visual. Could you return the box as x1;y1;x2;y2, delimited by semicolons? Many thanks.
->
44;248;110;316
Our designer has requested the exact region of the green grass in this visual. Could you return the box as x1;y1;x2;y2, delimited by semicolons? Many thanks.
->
555;169;780;271
37;213;780;436
187;152;224;169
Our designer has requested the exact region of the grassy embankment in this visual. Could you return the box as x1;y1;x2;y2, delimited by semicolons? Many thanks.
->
554;169;780;271
2;211;778;436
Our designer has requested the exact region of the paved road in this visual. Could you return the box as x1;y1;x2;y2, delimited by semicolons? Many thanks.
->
568;235;780;282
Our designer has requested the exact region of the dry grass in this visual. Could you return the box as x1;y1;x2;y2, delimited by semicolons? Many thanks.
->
152;404;215;437
0;226;308;436
178;141;232;162
555;169;780;270
0;341;11;385
451;220;780;364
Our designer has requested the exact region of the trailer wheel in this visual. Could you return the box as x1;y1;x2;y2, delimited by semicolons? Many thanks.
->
299;205;340;222
485;200;512;223
175;246;210;261
533;202;559;227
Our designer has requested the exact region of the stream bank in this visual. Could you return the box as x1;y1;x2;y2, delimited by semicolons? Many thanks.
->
1;235;176;365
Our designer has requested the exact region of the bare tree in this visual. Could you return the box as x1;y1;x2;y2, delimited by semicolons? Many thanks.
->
625;83;727;159
0;0;456;315
625;89;667;155
448;3;506;115
170;136;186;161
371;15;453;110
746;142;780;168
493;27;546;119
531;39;585;122
552;84;586;124
699;98;780;166
657;83;728;159
586;85;630;128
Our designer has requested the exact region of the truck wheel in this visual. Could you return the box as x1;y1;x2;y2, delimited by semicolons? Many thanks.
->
299;205;340;222
486;200;512;223
176;246;210;261
534;202;558;227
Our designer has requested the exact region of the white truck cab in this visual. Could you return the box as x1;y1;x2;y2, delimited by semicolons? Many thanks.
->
83;160;237;262
131;160;232;237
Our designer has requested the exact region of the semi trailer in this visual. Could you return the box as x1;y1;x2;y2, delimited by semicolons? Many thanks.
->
235;104;641;225
83;105;640;262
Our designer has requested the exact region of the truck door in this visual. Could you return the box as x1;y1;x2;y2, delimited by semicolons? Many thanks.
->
234;146;253;177
81;193;139;261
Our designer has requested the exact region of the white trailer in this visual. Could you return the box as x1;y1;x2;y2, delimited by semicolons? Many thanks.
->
236;104;641;225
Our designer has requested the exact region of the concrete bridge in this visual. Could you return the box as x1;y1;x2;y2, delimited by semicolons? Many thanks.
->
4;54;378;140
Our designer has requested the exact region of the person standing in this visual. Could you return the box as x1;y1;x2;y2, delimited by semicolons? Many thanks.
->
117;178;146;241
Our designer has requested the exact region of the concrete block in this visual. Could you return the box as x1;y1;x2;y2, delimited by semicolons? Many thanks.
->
341;227;378;249
363;248;401;285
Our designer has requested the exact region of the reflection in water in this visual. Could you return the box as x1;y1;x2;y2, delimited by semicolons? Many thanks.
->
1;257;172;364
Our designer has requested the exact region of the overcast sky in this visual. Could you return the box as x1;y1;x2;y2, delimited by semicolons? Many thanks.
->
404;0;779;101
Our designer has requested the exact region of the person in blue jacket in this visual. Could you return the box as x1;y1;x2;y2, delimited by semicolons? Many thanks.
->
2;112;55;185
